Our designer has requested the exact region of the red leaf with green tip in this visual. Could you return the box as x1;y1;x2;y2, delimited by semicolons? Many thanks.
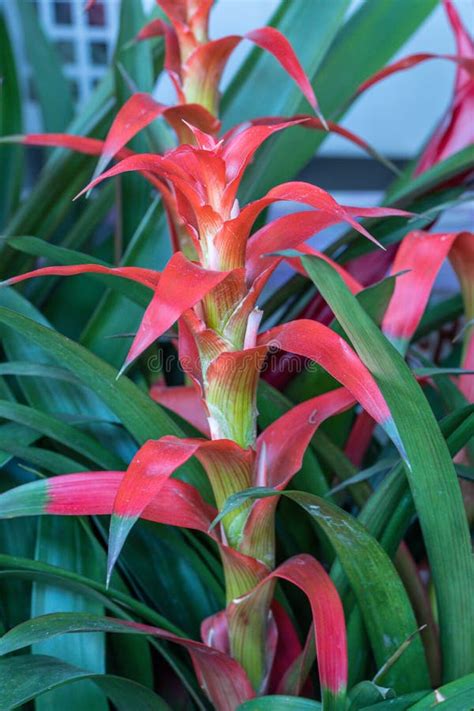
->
0;472;217;535
107;435;255;582
107;437;204;583
382;230;460;351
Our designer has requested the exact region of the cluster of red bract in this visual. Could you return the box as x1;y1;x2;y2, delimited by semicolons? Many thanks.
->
1;0;473;708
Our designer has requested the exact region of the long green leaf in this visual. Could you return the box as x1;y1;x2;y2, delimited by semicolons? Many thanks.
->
15;0;73;132
408;674;474;710
302;255;474;681
214;486;429;692
32;519;108;711
4;236;150;307
0;400;123;470
0;654;170;710
0;304;208;486
0;12;23;226
237;697;322;710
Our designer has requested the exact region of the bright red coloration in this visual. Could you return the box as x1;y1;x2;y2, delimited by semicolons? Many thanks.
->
121;252;230;371
91;616;257;711
356;53;474;96
46;472;217;534
228;555;347;697
2;263;161;290
149;383;210;435
382;231;460;347
414;0;474;173
93;93;167;178
245;204;407;280
257;388;356;490
259;321;391;426
137;1;321;118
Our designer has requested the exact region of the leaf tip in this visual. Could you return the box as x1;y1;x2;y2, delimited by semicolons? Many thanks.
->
107;513;133;586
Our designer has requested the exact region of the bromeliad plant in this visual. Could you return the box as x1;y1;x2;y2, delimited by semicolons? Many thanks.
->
0;0;473;709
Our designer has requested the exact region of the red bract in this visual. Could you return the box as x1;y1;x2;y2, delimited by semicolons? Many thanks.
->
417;3;474;172
382;230;474;354
354;0;474;175
136;0;321;120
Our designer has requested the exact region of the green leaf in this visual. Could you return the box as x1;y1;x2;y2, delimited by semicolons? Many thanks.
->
4;236;150;308
0;12;23;226
15;0;73;132
0;654;171;710
80;198;170;367
0;554;184;635
0;361;82;386
302;255;474;682
348;681;395;709
287;493;430;693
0;557;203;705
31;519;108;711
408;674;474;710
0;304;208;493
111;521;224;638
0;286;115;419
237;697;322;710
214;487;430;692
0;471;37;631
357;691;426;710
0;400;124;470
387;146;474;206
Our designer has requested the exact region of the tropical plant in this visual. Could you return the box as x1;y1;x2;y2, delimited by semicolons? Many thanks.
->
0;0;472;709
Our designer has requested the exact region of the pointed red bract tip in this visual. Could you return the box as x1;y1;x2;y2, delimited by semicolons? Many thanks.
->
93;93;166;180
245;27;318;111
124;252;230;368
